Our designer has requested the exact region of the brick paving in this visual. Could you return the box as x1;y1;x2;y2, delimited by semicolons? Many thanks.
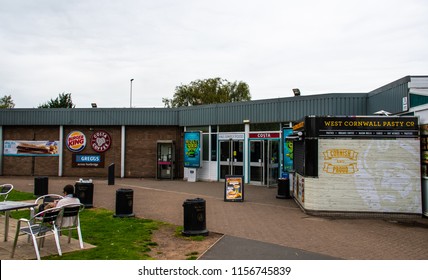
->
3;176;428;260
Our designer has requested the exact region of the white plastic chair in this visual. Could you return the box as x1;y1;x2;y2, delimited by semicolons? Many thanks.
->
11;207;63;260
0;184;14;201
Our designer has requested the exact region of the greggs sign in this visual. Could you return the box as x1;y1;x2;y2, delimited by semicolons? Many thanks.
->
66;131;86;152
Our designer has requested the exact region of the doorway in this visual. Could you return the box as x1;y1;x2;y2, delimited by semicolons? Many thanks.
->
249;139;279;186
219;139;244;179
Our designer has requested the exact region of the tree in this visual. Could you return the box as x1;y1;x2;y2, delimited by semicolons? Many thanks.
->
38;92;75;108
0;95;15;108
163;78;251;108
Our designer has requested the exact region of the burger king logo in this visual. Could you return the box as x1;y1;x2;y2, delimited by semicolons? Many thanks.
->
66;131;86;152
91;130;112;153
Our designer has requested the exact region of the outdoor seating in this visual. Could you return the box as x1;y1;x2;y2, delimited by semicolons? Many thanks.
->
11;207;63;260
58;203;85;249
31;194;64;218
0;184;14;201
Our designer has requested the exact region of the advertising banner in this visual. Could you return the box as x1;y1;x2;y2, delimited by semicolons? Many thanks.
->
224;175;244;202
283;128;293;172
184;131;201;168
3;140;59;156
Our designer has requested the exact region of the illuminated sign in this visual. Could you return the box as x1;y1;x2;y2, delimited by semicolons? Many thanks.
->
184;131;201;168
91;130;112;153
66;131;86;152
249;132;280;139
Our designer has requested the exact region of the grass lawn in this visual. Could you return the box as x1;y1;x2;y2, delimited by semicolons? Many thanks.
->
7;190;200;260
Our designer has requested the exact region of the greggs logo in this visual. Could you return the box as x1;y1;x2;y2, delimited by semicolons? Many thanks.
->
66;131;86;152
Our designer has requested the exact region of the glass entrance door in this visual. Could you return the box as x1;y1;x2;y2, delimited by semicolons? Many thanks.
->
219;140;244;179
249;139;279;186
250;140;264;184
267;140;279;187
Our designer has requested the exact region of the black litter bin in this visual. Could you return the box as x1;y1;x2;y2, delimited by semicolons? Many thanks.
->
114;188;135;217
74;180;94;208
34;177;48;196
276;178;291;199
182;198;209;236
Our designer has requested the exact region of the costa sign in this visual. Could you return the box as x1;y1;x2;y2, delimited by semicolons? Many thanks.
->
91;130;112;153
249;132;280;139
66;131;86;152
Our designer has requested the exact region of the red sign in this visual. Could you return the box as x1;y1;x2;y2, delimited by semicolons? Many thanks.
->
249;132;280;139
91;130;112;153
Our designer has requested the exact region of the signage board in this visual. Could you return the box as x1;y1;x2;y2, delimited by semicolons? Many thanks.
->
72;154;105;168
218;133;245;140
300;116;419;138
184;131;201;168
91;130;112;153
224;175;244;202
249;132;280;139
3;140;59;156
66;131;86;152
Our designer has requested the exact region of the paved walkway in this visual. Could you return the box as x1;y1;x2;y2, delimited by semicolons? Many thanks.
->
2;176;428;260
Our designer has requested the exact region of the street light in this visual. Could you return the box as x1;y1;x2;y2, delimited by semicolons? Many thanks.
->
130;78;134;108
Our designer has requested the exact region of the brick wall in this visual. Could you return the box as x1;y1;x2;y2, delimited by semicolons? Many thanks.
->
2;126;60;176
2;125;184;178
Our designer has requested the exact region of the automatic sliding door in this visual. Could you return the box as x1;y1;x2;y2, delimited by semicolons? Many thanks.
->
250;140;263;184
219;140;244;180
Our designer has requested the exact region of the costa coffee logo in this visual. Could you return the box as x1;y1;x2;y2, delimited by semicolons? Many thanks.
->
66;131;86;152
91;130;111;153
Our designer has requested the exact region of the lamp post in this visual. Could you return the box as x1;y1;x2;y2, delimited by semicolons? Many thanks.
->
130;78;134;108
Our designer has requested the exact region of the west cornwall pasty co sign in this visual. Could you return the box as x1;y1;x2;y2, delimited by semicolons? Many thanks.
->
294;116;419;138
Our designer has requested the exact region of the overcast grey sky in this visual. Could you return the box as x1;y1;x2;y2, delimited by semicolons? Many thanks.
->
0;0;427;108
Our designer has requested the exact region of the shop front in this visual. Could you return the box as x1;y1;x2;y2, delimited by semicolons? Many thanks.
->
218;133;245;180
248;132;280;187
289;116;422;215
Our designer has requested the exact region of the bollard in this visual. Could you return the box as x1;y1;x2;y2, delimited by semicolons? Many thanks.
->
182;198;209;236
108;163;115;185
34;177;48;196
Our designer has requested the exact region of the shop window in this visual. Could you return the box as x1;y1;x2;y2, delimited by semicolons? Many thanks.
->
211;134;217;161
202;134;209;161
250;123;281;131
187;126;209;133
219;124;244;132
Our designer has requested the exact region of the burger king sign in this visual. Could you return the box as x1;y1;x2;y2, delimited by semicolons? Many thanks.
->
66;131;86;152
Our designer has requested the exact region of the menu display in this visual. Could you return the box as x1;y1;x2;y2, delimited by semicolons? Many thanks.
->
224;175;244;202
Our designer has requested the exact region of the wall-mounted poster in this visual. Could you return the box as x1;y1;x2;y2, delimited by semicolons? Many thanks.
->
3;140;59;156
224;175;244;202
283;128;293;172
184;131;201;168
